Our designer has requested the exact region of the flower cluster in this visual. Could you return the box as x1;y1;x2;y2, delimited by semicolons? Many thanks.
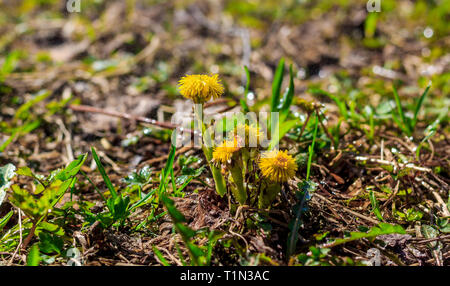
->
212;123;297;184
179;73;298;207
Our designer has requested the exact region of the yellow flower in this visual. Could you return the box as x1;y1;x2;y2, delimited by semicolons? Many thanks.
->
212;137;241;164
229;124;263;147
258;150;297;183
178;74;224;103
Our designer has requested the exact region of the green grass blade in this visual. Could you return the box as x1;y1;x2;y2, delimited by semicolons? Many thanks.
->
0;120;42;152
412;84;431;129
129;189;157;212
306;115;319;181
244;65;251;96
0;51;20;82
153;246;170;266
159;136;177;195
80;171;108;204
91;147;118;200
279;64;295;122
0;210;13;231
309;88;347;120
286;115;319;258
14;90;51;121
287;180;316;258
392;85;411;135
369;190;384;221
271;58;285;112
240;66;251;113
175;241;187;266
364;13;378;38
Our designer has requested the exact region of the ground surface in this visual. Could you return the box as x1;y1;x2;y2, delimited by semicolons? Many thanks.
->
0;0;449;266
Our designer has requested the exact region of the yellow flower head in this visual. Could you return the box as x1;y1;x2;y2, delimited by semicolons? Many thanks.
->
258;150;298;183
212;137;241;165
229;123;263;147
178;74;224;103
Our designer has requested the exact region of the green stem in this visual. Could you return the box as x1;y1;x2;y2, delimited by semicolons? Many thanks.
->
258;181;281;209
229;160;247;205
195;105;227;197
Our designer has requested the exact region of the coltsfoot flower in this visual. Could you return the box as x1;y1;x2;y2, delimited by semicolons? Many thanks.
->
229;124;263;147
212;137;241;165
259;150;298;183
178;74;224;103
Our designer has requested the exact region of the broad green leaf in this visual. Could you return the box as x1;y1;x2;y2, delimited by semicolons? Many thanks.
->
16;167;34;177
27;244;41;266
38;232;64;254
53;154;88;182
37;221;65;236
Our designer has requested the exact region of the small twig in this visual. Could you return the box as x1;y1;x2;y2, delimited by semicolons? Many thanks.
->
68;104;193;133
139;146;193;167
315;193;379;225
408;235;450;244
354;156;432;172
55;117;74;162
8;208;22;265
380;134;416;154
296;111;311;141
315;107;335;144
409;251;450;266
228;206;249;252
426;138;435;162
414;177;450;217
21;222;37;251
380;180;400;210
